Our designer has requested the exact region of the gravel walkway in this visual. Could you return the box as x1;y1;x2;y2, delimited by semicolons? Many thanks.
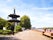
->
14;30;53;40
0;30;53;40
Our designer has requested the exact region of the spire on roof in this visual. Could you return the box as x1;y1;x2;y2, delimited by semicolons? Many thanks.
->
14;8;15;14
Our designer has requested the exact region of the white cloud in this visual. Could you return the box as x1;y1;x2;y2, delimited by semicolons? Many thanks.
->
6;0;12;2
31;13;53;28
0;0;53;28
32;7;53;10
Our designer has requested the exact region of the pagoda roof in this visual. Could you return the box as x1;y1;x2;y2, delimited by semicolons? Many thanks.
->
8;20;20;22
8;14;20;18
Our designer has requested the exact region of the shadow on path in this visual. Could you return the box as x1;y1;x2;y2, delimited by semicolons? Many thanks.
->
0;37;21;40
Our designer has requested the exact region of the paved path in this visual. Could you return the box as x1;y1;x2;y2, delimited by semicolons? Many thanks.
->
0;37;19;40
14;30;53;40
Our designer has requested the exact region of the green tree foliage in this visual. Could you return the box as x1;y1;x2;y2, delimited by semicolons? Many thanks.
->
0;17;13;30
7;22;14;30
16;25;22;32
20;15;31;29
0;17;7;29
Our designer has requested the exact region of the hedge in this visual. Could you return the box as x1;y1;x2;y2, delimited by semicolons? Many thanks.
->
0;30;12;35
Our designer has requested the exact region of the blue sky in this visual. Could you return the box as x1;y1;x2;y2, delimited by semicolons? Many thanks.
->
0;0;53;28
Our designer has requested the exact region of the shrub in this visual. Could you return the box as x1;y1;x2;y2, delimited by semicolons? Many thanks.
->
0;30;3;34
16;25;22;32
0;30;12;35
3;30;12;35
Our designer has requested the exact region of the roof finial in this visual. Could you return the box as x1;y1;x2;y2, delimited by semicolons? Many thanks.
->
14;8;15;14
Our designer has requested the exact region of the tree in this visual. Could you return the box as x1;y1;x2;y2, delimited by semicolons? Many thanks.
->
20;15;31;29
0;17;7;29
7;22;14;30
0;17;13;29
